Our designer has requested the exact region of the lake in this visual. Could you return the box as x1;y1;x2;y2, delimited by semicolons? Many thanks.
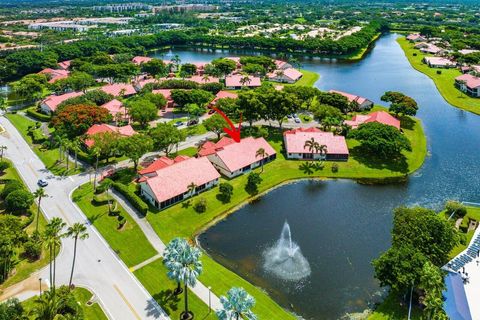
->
152;33;480;319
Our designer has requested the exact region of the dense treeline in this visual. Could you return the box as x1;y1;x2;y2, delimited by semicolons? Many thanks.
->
0;21;385;82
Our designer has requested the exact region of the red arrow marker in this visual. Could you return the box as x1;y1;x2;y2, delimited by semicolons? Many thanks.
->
210;107;242;143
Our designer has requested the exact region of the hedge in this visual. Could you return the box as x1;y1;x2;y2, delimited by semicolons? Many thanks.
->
30;129;46;143
26;108;51;122
111;182;148;215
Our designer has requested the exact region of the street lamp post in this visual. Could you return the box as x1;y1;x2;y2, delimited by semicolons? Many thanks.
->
208;286;211;313
39;278;42;296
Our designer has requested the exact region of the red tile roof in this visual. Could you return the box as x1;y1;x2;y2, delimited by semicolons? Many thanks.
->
42;91;84;112
424;56;455;67
456;74;480;89
143;156;220;203
152;89;172;100
211;91;238;105
345;111;400;130
198;137;235;157
328;89;370;105
132;56;152;65
274;60;289;69
284;128;349;155
138;156;175;175
188;75;220;84
101;99;126;118
85;124;136;147
57;60;71;70
204;137;276;173
101;83;137;97
38;68;70;83
225;74;261;88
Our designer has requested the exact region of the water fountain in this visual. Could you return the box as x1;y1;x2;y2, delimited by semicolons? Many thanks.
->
263;221;311;281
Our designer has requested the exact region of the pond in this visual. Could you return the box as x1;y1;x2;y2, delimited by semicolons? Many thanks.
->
152;33;480;319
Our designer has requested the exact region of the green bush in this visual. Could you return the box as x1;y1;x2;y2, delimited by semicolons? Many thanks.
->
193;197;207;213
331;163;339;173
218;182;233;203
1;179;25;198
92;193;110;205
445;200;467;219
112;182;148;215
436;70;442;75
5;189;34;213
459;218;470;233
30;129;46;143
26;108;51;122
24;239;42;260
117;215;126;229
76;149;93;164
0;161;10;173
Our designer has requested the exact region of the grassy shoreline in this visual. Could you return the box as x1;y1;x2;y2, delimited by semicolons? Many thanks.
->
397;37;480;115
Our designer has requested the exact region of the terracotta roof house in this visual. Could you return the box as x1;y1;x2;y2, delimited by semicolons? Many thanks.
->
38;68;70;83
455;74;480;98
225;74;261;90
57;60;72;70
328;90;374;110
139;156;220;210
267;68;303;84
199;137;276;178
406;34;427;42
284;128;349;161
134;78;157;90
132;56;152;65
420;44;443;55
40;91;84;114
192;62;208;75
101;99;128;122
344;111;401;130
138;155;190;177
152;89;174;108
101;83;137;97
424;57;456;68
84;124;136;148
210;91;238;106
274;59;293;70
188;75;220;84
225;57;242;69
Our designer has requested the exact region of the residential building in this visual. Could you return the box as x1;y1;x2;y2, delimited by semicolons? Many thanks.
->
424;57;456;68
101;99;128;122
419;44;443;55
210;91;238;106
38;68;69;83
28;22;91;32
199;137;276;178
283;128;349;161
406;33;427;42
57;60;71;70
328;89;374;110
455;74;480;98
84;124;136;148
152;89;174;108
40;92;83;114
274;60;293;70
101;83;137;97
187;75;220;84
139;156;220;210
225;74;261;90
93;3;153;12
267;68;303;84
344;111;401;130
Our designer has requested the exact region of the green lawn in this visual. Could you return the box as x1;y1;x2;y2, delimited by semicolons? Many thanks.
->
5;113;81;176
397;37;480;115
72;183;157;267
134;259;217;320
0;159;50;290
143;114;426;319
368;292;422;320
265;69;320;88
447;206;480;259
21;287;107;320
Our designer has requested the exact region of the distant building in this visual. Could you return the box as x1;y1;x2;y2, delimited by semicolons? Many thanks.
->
40;92;83;114
93;3;153;12
139;156;220;210
455;74;480;98
101;99;128;122
328;90;374;110
100;83;137;97
84;124;136;148
132;56;152;65
152;4;218;14
225;74;261;90
424;56;456;68
284;128;349;161
38;68;69;83
406;33;427;42
199;137;276;178
210;91;238;106
28;22;91;32
274;60;293;70
344;111;401;130
267;68;303;84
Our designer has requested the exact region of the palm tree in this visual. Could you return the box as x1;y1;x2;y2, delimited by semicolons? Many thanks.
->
71;138;81;171
314;144;328;161
216;287;257;320
275;70;285;81
32;288;63;320
92;148;100;189
239;75;251;88
163;238;183;295
255;148;268;173
163;238;202;319
172;54;181;70
33;188;48;233
304;138;318;161
63;140;71;172
202;74;211;83
44;217;66;291
65;223;89;288
187;182;197;197
0;145;7;161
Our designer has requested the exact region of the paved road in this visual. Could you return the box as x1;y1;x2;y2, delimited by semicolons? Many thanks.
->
0;117;170;320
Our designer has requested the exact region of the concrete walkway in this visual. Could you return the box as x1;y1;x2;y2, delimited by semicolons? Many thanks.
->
111;191;223;311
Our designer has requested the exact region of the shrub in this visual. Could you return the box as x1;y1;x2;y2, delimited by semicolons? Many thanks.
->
245;172;262;195
413;53;417;56
112;182;148;215
1;180;25;199
30;129;46;143
26;108;51;122
445;200;467;219
436;70;442;75
194;197;207;213
218;182;233;203
24;239;42;260
5;189;34;213
331;163;339;173
0;161;10;173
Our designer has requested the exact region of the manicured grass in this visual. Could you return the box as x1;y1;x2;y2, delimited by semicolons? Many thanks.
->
397;37;480;115
5;113;81;176
72;183;157;267
144;114;426;319
134;259;217;320
368;292;422;320
21;287;107;320
0;159;50;290
173;147;198;158
447;206;480;259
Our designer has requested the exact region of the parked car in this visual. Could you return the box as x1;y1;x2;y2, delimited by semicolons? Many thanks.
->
287;114;293;119
173;121;184;127
294;118;301;123
187;119;198;126
37;179;48;187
